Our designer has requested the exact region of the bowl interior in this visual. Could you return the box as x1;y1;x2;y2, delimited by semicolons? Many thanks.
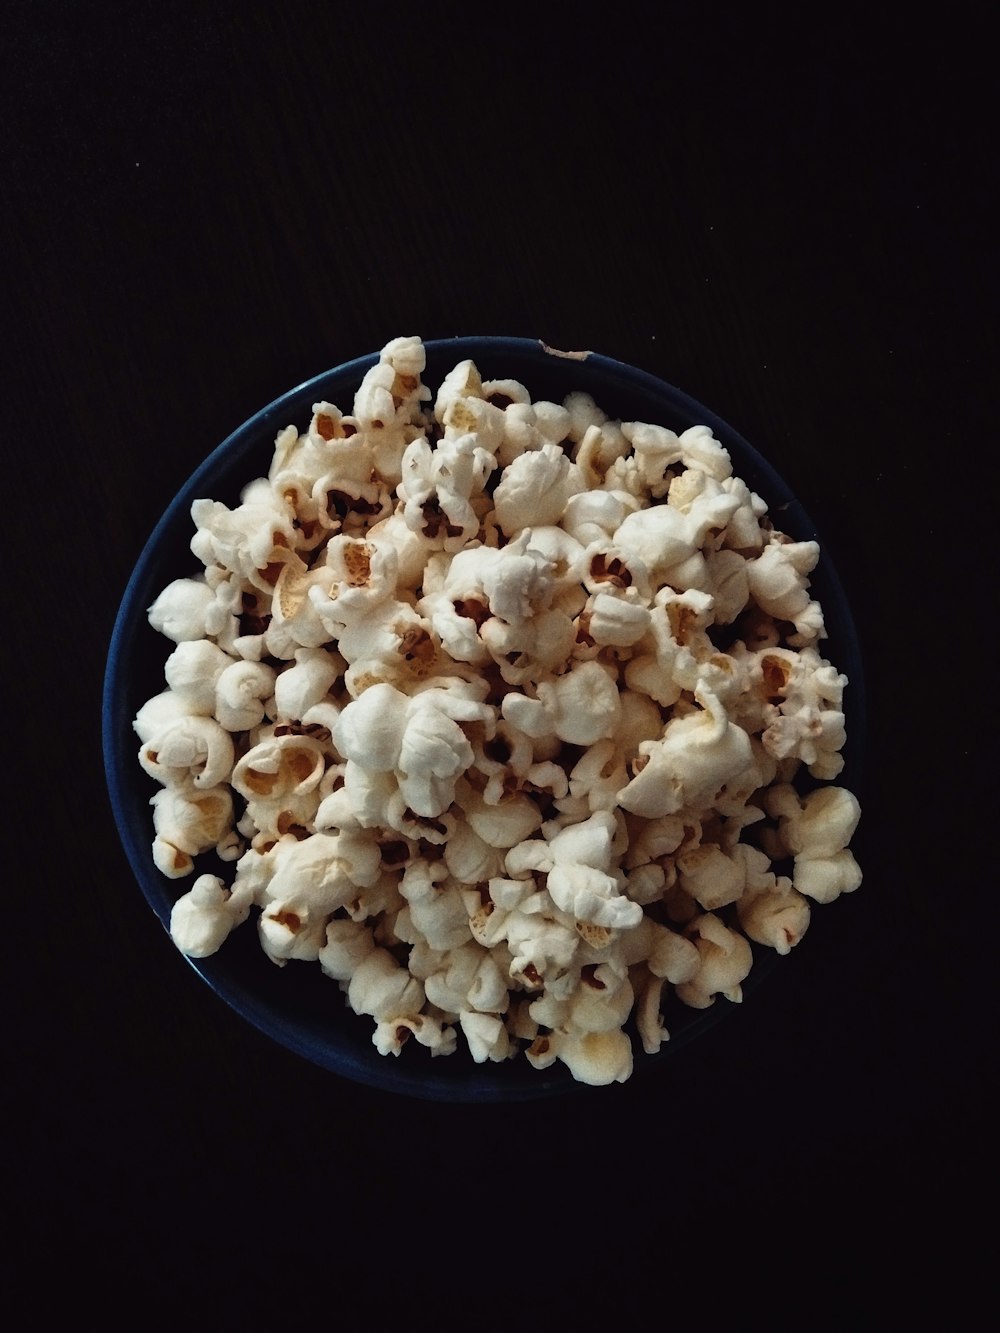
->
103;337;865;1101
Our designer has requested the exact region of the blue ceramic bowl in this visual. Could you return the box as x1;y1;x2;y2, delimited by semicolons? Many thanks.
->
103;338;866;1101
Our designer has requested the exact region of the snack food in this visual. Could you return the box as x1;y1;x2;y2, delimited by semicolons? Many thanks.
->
134;337;861;1085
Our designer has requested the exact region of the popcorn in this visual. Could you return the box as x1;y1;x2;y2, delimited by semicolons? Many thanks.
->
676;913;754;1008
764;784;863;903
164;640;235;713
190;479;298;592
677;843;747;911
214;660;276;732
493;444;585;534
586;592;651;648
617;684;754;819
347;948;425;1023
502;660;622;746
745;539;824;646
540;1029;634;1085
509;811;643;931
135;337;861;1085
139;714;235;790
151;785;236;878
148;578;217;643
272;647;342;723
169;873;252;957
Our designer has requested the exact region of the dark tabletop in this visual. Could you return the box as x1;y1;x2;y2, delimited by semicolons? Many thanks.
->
5;1;993;1319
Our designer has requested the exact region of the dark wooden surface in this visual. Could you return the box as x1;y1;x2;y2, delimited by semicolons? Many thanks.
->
5;1;993;1317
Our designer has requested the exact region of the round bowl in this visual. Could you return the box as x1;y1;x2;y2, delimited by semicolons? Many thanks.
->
103;337;866;1101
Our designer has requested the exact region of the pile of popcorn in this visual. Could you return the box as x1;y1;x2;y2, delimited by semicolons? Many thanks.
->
135;337;862;1085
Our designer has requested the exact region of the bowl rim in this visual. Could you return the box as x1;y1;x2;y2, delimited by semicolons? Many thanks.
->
103;336;866;1101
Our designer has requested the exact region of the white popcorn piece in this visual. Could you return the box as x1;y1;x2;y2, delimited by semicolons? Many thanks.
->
214;660;276;732
586;591;651;648
752;646;849;778
136;338;861;1084
134;689;195;744
262;828;381;912
704;549;751;624
555;1029;634;1086
148;578;217;643
241;831;384;966
746;539;824;644
169;873;252;957
618;685;753;819
353;337;429;440
567;740;628;815
646;924;701;985
328;601;432;680
621;419;683;496
530;400;572;445
443;820;508;884
373;1013;456;1058
676;913;754;1009
231;734;326;804
190;478;298;588
163;640;235;714
563;390;608;441
433;357;484;421
397;434;484;549
766;784;863;903
720;476;767;552
365;511;429;590
347;948;425;1022
546;862;641;930
503;660;622;747
266;560;338;655
441;389;507;452
459;1011;512;1063
258;909;327;965
331;683;410;772
139;714;236;790
481;377;532;408
463;788;544;849
380;333;427;381
563;961;634;1034
492;402;547;468
736;868;811;955
480;531;556;625
272;647;342;723
311;470;390;539
480;608;578;686
574;420;630;486
612;483;739;584
506;811;643;931
318;917;376;981
676;843;747;911
792;853;862;904
399;861;470;952
150;784;235;878
676;424;733;480
493;443;585;534
561;490;636;547
419;940;486;1011
321;535;399;620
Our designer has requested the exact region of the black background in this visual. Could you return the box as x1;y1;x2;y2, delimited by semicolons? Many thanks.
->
5;1;994;1320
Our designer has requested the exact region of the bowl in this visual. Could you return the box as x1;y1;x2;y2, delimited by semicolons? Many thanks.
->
103;337;866;1101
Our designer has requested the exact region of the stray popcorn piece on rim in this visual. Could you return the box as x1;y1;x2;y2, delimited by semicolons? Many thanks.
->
135;335;862;1085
